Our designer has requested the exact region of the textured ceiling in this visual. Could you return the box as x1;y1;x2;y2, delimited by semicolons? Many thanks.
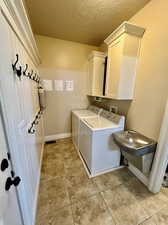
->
25;0;150;46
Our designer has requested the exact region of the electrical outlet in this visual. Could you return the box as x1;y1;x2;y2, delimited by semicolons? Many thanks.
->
95;97;102;102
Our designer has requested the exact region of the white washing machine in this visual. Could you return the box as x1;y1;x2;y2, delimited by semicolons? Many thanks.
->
72;106;99;150
79;114;125;177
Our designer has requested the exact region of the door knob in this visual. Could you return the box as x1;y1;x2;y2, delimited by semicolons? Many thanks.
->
1;158;9;171
5;176;21;191
13;177;21;187
5;177;13;191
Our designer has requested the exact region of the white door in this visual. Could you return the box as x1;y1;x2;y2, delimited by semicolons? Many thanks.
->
149;99;168;193
0;109;23;225
0;11;35;225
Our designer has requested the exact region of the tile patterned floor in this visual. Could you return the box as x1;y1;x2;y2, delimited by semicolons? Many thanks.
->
36;138;168;225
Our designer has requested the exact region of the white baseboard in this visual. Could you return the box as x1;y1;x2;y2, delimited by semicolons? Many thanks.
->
45;133;71;142
91;165;125;178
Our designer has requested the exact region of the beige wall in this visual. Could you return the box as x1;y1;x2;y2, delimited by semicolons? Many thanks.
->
93;0;168;140
37;0;168;140
127;0;168;140
36;35;98;136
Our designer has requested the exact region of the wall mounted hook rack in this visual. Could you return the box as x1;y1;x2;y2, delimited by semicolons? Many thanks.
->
12;54;41;83
28;110;43;134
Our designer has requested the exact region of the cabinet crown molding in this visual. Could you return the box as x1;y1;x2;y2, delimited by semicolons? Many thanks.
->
88;51;106;60
0;0;40;65
104;21;145;45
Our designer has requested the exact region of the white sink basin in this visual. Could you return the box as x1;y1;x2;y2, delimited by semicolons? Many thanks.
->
72;110;97;117
83;116;119;130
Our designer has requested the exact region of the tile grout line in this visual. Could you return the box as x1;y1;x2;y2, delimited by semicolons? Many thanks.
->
99;191;117;225
138;201;168;225
69;201;76;225
137;215;154;225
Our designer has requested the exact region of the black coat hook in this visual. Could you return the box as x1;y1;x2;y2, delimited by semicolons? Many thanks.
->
23;64;28;77
12;54;19;71
28;125;35;134
38;111;41;118
30;70;34;80
36;74;40;83
33;73;36;81
34;119;39;125
34;73;38;82
33;116;38;125
12;54;22;79
32;72;35;81
28;72;31;79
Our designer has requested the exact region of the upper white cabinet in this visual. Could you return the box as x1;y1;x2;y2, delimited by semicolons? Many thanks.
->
104;22;145;100
88;51;106;96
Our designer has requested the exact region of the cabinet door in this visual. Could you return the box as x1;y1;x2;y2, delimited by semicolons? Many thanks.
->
88;58;94;95
105;38;123;98
92;57;105;96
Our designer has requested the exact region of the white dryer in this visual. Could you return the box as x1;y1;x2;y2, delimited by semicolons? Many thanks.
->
79;113;125;177
71;106;99;150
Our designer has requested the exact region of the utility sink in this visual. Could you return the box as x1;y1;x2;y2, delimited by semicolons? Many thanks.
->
113;130;157;156
83;116;119;130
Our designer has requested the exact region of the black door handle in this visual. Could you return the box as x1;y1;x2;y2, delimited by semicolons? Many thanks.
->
1;158;9;171
5;176;21;191
13;177;21;187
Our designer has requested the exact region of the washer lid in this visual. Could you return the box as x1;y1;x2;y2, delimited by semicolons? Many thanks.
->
83;116;119;130
72;110;97;118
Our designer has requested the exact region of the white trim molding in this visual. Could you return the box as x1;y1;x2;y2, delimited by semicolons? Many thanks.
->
45;133;72;142
0;0;40;66
149;99;168;193
88;51;106;60
32;142;44;225
104;21;145;45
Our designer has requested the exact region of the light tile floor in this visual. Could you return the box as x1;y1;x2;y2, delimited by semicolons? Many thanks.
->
36;138;168;225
